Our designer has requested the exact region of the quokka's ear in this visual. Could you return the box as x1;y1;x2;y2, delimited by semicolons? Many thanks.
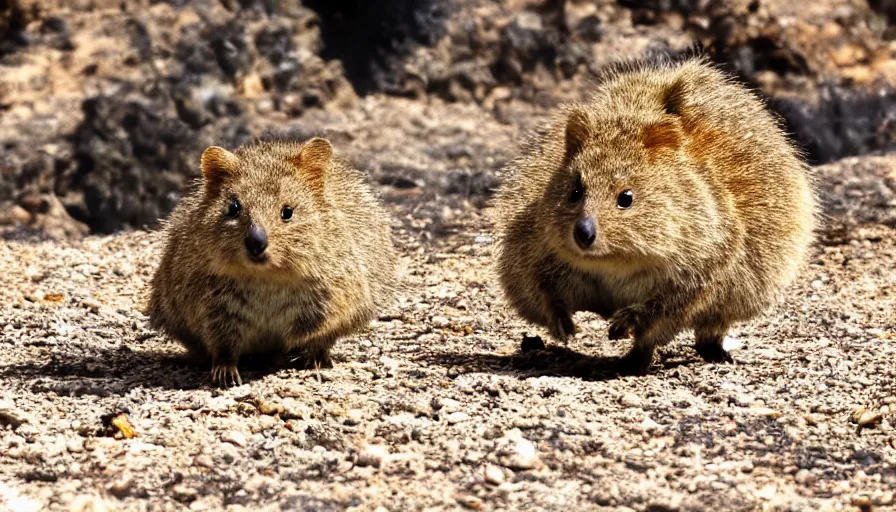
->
565;108;594;159
661;77;688;117
640;119;682;154
200;146;239;195
288;137;333;195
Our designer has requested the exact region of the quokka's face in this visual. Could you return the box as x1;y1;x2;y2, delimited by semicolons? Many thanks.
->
196;139;334;280
540;108;720;273
203;179;321;277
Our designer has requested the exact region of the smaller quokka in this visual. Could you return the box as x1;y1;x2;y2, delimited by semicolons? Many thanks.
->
493;57;818;373
148;137;396;386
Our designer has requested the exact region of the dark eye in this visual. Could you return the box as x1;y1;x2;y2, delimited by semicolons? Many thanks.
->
616;190;633;209
569;176;584;203
226;199;241;218
281;206;293;221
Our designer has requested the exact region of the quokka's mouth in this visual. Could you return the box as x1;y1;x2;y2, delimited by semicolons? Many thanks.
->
246;252;269;264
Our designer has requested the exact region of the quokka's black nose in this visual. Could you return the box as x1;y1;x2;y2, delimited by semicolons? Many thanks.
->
245;225;268;258
573;217;596;249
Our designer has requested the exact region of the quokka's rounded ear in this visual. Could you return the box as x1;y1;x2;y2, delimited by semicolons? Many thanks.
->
641;119;682;154
661;77;688;117
288;137;334;195
565;108;594;159
200;146;239;195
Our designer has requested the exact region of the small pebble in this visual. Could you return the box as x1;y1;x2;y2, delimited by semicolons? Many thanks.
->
67;438;85;453
722;336;743;351
852;408;883;428
432;397;462;412
619;393;642;408
639;416;660;432
345;409;364;426
483;464;505;485
750;407;781;418
221;431;248;447
794;469;815;485
107;474;134;498
0;409;28;429
257;401;284;416
734;394;755;407
431;316;450;328
193;454;215;468
446;412;470;424
356;444;388;468
496;429;539;470
68;495;110;512
172;484;199;503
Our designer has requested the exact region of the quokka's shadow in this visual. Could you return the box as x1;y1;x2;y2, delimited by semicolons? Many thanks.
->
0;343;327;394
416;341;700;382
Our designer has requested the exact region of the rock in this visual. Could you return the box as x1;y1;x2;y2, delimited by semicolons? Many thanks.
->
0;408;28;430
455;494;485;510
734;394;755;407
81;298;102;311
432;397;462;412
172;484;199;503
106;473;134;498
66;438;85;453
9;205;31;224
221;431;248;447
619;393;642;408
193;454;215;469
257;401;284;416
852;407;883;428
356;444;388;468
722;336;743;352
279;398;311;420
749;407;782;419
483;464;506;485
495;429;539;470
446;412;470;424
794;469;816;485
344;409;364;426
639;416;660;432
68;495;110;512
431;315;450;327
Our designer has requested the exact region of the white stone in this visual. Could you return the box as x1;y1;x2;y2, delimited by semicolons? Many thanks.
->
357;444;388;468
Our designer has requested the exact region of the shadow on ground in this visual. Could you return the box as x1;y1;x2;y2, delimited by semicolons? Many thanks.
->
0;344;332;393
416;344;704;382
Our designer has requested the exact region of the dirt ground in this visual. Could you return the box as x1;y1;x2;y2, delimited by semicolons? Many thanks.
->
1;94;895;510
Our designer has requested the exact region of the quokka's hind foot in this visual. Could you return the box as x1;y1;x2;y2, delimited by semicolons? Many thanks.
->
694;328;734;364
617;344;655;375
210;363;242;387
211;347;242;387
287;345;333;370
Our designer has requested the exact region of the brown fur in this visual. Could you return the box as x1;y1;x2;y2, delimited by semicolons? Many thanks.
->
148;138;396;386
493;57;818;373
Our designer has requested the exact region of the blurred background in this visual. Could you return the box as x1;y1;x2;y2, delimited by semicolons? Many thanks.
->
2;0;896;238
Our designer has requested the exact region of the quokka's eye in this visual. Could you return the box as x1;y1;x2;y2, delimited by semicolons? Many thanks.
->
226;199;241;218
569;176;585;203
616;190;634;209
281;206;293;221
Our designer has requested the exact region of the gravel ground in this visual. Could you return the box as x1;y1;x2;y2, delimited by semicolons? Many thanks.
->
1;128;896;511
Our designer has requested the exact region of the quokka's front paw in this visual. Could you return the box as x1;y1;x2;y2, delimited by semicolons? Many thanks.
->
608;306;645;341
211;363;243;387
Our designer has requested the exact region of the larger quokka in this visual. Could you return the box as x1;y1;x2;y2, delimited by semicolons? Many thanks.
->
148;138;396;386
493;57;818;373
